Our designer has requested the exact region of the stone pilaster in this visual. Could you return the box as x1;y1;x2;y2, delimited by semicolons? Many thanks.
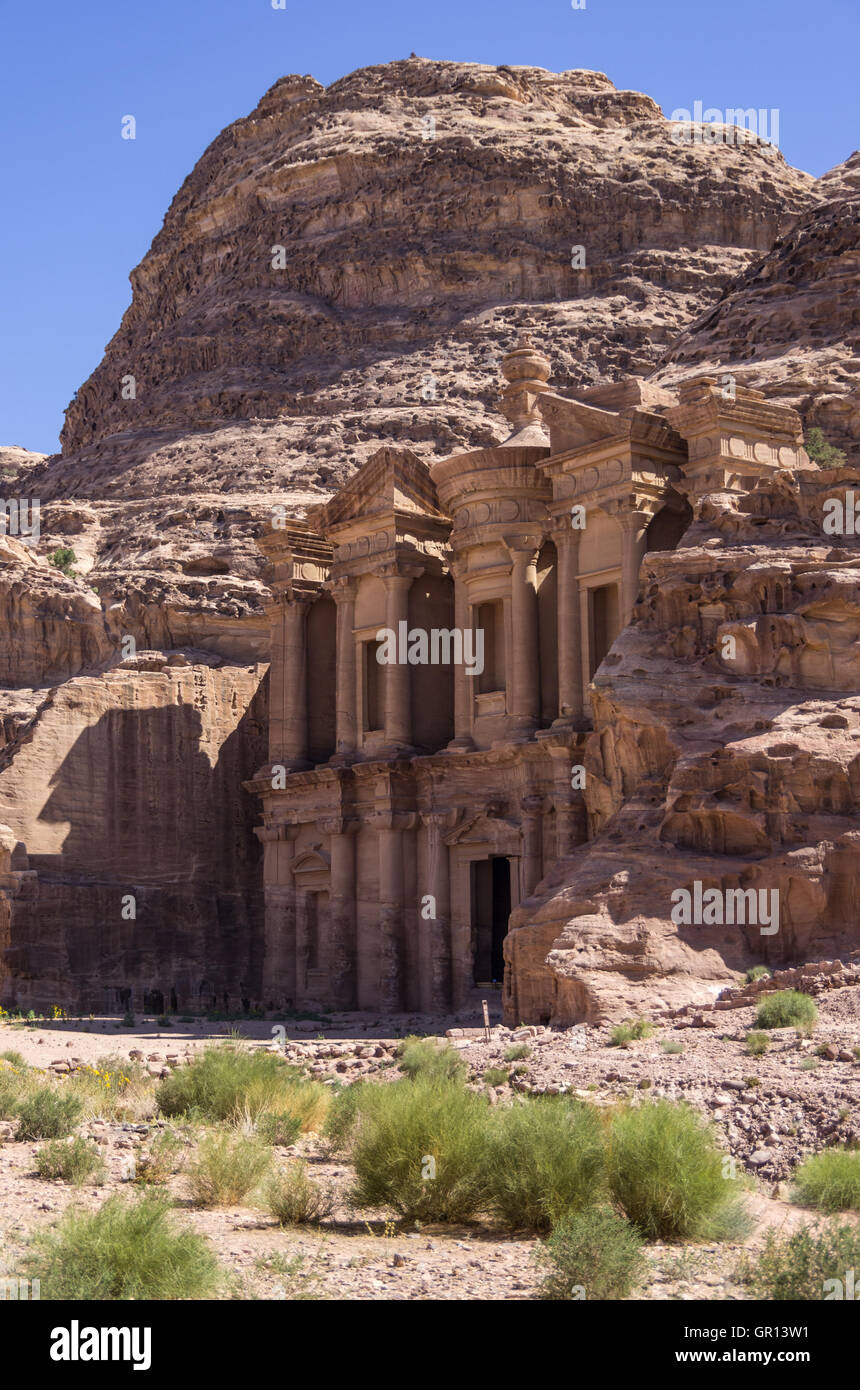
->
330;577;358;762
506;538;542;737
553;525;583;724
320;815;358;1009
447;558;474;751
378;563;422;755
269;594;313;770
420;811;453;1012
618;508;652;624
520;794;545;897
257;823;298;1006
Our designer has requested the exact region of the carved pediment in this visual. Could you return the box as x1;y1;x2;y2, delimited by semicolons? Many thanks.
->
445;811;522;855
311;447;448;537
538;394;631;456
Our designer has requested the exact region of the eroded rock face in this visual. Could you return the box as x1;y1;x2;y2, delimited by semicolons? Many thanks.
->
18;58;812;633
506;468;860;1024
0;661;268;1013
656;153;860;462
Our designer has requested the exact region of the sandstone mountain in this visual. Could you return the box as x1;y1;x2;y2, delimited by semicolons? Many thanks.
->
656;151;860;462
19;57;814;655
1;58;856;1015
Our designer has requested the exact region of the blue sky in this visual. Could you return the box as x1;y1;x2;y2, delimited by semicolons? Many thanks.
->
1;0;856;455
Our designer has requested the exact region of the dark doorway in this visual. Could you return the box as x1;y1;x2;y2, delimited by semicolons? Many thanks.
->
472;856;512;984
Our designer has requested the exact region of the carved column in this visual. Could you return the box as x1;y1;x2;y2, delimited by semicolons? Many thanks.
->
507;539;541;736
447;558;474;751
578;582;591;698
520;794;544;898
270;594;313;770
420;812;453;1012
554;526;583;724
320;815;358;1010
376;816;405;1012
379;564;421;754
330;577;358;762
258;823;298;1006
619;509;652;624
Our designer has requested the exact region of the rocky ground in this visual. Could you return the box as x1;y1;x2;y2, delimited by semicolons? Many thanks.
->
1;977;856;1301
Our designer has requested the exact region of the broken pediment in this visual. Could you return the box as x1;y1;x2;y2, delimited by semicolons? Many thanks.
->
310;447;448;538
538;393;632;456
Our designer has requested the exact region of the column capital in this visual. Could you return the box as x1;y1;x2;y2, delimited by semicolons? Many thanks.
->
420;808;459;832
376;561;424;585
599;495;657;529
318;815;360;837
503;534;544;564
327;575;359;603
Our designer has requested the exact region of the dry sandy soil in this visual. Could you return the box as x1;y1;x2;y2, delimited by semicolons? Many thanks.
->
0;988;857;1301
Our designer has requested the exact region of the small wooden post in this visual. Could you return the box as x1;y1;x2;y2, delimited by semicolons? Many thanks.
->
482;999;491;1042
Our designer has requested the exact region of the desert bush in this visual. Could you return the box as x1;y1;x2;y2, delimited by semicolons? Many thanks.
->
745;965;771;983
35;1136;105;1185
69;1056;153;1122
504;1044;531;1062
133;1129;185;1185
792;1148;860;1213
804;427;846;468
24;1190;221;1300
483;1067;510;1087
0;1050;27;1068
537;1205;647;1300
350;1077;490;1222
187;1131;271;1208
321;1082;365;1155
755;991;818;1032
395;1035;466;1083
484;1096;606;1233
156;1044;328;1132
745;1031;770;1057
256;1110;302;1147
609;1018;653;1048
739;1220;860;1299
265;1161;335;1225
661;1041;684;1055
608;1099;748;1242
16;1088;82;1140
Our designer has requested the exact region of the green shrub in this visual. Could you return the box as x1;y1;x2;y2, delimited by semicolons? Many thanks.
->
483;1067;510;1087
156;1043;328;1131
187;1131;271;1208
321;1081;365;1155
23;1190;221;1300
0;1050;27;1068
48;546;76;577
804;427;846;468
745;965;771;983
121;1012;136;1027
265;1161;334;1225
661;1041;684;1055
755;991;818;1032
133;1129;185;1185
504;1044;531;1062
608;1099;748;1242
740;1220;860;1299
350;1077;490;1222
609;1018;653;1048
537;1205;647;1300
745;1031;770;1057
792;1148;860;1213
17;1088;83;1140
395;1036;466;1084
35;1136;105;1185
484;1096;606;1233
256;1111;302;1147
